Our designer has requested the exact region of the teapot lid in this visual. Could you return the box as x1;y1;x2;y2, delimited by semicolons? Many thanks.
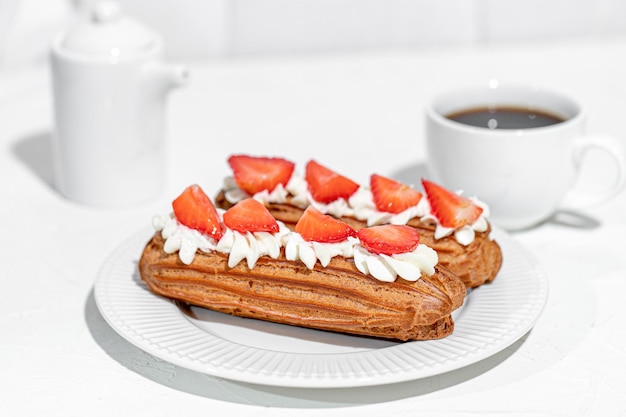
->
57;1;159;57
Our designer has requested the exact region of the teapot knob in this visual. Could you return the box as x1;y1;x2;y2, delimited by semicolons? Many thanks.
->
92;1;121;24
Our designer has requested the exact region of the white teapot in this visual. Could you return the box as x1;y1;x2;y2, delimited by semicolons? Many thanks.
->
50;1;188;206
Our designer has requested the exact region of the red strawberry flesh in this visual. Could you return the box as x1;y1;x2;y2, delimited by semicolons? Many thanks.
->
305;160;359;204
223;198;279;233
370;174;423;214
421;179;483;228
172;184;224;239
228;154;295;195
357;225;420;256
295;206;356;243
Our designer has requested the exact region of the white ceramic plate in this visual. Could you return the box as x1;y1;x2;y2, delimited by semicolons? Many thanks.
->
94;228;548;388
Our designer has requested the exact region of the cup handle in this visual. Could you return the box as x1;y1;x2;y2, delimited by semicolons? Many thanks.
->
560;135;626;207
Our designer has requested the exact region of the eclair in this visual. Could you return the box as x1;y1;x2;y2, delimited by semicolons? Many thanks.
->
216;155;502;288
139;185;467;341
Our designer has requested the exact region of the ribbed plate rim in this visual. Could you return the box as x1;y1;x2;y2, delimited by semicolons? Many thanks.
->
94;227;548;388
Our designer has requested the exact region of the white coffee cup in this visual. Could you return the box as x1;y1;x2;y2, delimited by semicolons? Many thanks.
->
425;82;626;231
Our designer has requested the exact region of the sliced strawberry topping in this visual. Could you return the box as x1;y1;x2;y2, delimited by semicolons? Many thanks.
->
295;206;357;243
223;198;279;233
357;225;420;256
370;174;423;214
304;160;360;203
172;184;223;239
228;154;295;195
421;179;483;228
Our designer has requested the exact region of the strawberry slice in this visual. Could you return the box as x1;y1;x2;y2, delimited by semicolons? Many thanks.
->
305;160;359;203
228;154;295;195
370;174;423;214
421;179;483;228
223;198;279;233
172;184;223;239
357;225;420;256
295;206;357;243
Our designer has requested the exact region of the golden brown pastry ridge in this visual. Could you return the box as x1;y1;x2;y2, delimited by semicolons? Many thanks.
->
215;190;502;288
404;219;502;289
139;233;467;341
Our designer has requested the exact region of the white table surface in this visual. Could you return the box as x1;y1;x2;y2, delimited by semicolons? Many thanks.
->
2;36;626;416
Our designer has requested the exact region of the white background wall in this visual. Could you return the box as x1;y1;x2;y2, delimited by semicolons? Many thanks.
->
2;0;626;69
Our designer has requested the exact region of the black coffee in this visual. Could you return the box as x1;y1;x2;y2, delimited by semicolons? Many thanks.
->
446;106;565;129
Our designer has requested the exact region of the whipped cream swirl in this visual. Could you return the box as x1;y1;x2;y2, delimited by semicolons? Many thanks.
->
353;244;438;282
222;174;309;208
281;232;438;283
152;213;290;268
152;213;219;265
153;212;438;283
223;172;491;246
283;233;358;270
349;187;490;246
348;187;427;226
216;223;291;268
420;195;490;246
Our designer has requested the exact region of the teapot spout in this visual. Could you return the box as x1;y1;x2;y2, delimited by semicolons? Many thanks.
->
145;62;190;92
